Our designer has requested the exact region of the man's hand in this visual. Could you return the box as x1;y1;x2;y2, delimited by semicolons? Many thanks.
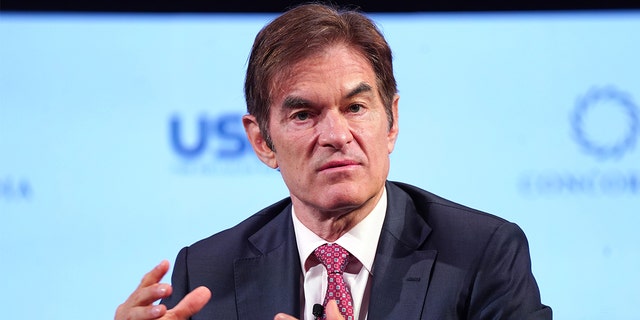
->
115;260;211;320
273;300;345;320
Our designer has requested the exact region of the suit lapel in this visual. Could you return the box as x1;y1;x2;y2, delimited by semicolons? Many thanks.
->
368;182;437;320
234;205;301;320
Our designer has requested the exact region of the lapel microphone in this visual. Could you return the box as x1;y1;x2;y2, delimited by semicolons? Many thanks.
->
312;303;324;320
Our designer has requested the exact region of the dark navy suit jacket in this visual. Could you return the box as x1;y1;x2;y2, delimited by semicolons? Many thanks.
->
162;181;552;319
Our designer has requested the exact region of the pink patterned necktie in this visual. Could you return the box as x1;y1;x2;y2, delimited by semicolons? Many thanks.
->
314;243;355;320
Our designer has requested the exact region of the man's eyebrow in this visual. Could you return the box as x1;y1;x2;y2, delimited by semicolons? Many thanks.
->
281;82;373;108
346;82;373;99
282;96;310;109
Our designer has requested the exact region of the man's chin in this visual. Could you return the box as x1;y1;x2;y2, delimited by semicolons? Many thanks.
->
316;189;378;213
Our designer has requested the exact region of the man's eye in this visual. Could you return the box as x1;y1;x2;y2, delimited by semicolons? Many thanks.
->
294;112;310;121
348;104;363;113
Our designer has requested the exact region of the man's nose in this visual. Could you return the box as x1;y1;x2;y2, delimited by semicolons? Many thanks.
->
317;110;353;149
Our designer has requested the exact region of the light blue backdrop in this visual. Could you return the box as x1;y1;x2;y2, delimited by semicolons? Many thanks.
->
1;11;639;319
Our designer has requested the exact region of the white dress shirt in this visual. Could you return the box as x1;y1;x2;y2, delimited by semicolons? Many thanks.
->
292;187;387;320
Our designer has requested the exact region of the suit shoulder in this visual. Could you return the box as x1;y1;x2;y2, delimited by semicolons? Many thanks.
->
389;181;516;238
390;181;507;223
389;180;532;266
186;197;292;256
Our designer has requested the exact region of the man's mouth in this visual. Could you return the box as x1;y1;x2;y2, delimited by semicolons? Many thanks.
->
317;160;360;171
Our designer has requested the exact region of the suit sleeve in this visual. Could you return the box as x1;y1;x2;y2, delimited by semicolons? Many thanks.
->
468;222;552;320
160;246;190;310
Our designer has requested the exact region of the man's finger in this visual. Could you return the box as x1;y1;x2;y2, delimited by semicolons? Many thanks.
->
273;313;298;320
122;261;172;309
137;260;170;289
116;304;167;320
129;283;173;307
324;300;345;320
169;286;212;319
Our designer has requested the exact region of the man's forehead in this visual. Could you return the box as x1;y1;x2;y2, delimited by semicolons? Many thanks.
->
271;44;372;82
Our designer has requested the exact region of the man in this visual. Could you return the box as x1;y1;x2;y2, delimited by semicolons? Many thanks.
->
116;3;551;320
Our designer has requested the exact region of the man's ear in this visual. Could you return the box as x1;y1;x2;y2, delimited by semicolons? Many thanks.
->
387;94;400;154
242;114;278;169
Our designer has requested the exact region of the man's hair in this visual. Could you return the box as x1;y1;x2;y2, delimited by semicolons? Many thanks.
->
244;3;397;149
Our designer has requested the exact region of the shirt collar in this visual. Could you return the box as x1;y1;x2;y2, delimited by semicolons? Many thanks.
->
292;187;387;275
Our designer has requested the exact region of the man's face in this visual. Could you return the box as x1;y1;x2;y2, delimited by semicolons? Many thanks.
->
246;44;399;217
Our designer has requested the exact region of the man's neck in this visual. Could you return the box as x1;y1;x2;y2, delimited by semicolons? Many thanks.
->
291;186;385;242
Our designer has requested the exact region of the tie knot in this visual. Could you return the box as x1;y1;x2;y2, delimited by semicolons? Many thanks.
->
314;243;350;274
